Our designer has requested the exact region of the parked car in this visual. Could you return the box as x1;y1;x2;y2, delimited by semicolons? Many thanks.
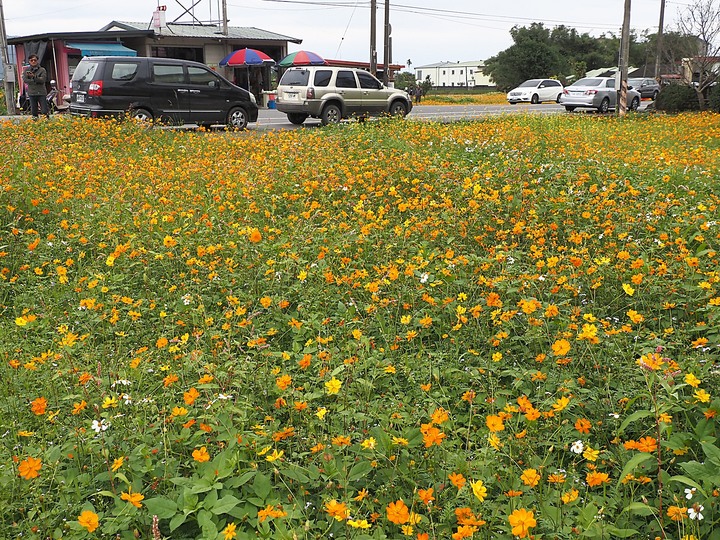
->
628;77;660;100
275;66;412;125
559;77;641;113
69;56;258;129
506;79;564;104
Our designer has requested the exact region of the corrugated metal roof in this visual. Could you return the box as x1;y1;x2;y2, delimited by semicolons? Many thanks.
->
103;21;301;43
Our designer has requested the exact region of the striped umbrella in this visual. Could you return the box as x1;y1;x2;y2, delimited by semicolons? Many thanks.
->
278;50;327;67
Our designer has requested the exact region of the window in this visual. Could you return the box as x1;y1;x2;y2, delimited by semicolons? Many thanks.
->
151;46;203;62
188;66;219;85
313;70;332;87
605;79;615;88
451;70;455;75
335;70;357;88
279;69;309;86
111;63;138;81
460;70;463;75
469;69;473;74
442;70;446;75
152;64;185;84
357;71;381;89
417;70;422;79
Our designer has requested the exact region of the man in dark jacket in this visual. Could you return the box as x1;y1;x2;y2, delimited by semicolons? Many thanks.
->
22;54;49;118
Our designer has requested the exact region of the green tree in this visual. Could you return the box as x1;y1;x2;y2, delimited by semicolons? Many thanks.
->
394;71;417;91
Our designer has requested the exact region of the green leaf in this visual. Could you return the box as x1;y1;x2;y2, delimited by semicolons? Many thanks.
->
667;475;707;497
679;460;710;479
615;452;654;489
701;441;720;466
617;410;653;434
347;460;373;482
211;495;241;515
252;472;272;500
620;502;656;516
605;526;641;538
143;497;177;519
169;513;187;532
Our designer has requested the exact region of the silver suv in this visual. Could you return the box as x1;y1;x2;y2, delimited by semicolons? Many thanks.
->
275;66;413;125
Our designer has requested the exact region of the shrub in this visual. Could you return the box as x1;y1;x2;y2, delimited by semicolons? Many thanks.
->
708;84;720;112
655;84;700;112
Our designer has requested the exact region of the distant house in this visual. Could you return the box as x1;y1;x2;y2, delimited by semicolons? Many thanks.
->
414;61;494;88
8;11;301;101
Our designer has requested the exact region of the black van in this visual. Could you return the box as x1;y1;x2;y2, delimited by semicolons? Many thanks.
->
69;56;258;129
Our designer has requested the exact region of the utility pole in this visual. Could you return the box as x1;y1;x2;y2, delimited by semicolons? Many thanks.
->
654;0;666;79
223;0;228;36
618;0;631;116
382;0;390;85
370;0;377;76
0;0;17;115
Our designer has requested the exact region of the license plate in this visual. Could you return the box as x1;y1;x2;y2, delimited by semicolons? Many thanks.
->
284;92;298;100
76;94;85;103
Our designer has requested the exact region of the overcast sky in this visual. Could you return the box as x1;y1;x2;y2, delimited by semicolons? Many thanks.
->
5;0;682;67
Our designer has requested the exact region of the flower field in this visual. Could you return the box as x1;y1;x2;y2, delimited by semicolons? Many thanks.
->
1;113;719;540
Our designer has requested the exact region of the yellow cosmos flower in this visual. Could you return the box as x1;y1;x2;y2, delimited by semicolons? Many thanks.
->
348;519;371;529
120;487;144;508
694;389;711;403
622;283;635;296
325;377;342;395
471;479;487;502
684;373;701;387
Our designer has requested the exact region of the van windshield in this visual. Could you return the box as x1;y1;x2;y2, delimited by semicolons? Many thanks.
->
279;69;310;86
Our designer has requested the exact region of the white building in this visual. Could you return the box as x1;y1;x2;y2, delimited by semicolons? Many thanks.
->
414;60;494;88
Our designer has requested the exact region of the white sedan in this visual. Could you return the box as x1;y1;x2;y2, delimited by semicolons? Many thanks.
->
507;79;564;104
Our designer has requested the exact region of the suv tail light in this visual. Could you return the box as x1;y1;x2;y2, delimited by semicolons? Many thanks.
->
88;80;103;96
306;87;315;99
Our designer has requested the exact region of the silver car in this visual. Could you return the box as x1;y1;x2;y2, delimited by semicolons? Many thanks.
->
559;77;641;113
275;66;412;125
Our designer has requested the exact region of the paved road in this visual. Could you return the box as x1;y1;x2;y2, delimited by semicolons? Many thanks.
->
255;101;649;130
1;101;649;130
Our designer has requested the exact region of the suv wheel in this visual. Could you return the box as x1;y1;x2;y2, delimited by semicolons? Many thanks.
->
227;107;249;130
287;113;308;125
321;104;342;126
130;108;153;122
390;101;408;117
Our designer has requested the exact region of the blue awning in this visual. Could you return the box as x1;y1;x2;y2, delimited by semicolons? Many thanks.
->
67;42;137;57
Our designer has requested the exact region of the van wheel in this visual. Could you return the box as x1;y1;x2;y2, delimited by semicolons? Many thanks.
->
390;101;408;117
287;113;308;125
130;108;153;122
227;107;249;129
321;104;341;126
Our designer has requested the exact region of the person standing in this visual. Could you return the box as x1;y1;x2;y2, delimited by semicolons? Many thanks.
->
22;54;49;119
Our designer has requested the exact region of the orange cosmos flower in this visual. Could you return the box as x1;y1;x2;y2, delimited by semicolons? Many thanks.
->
449;472;466;489
508;508;537;538
666;505;687;521
30;397;47;415
192;446;211;462
249;229;262;243
386;499;410;525
551;339;571;356
586;471;610;487
575;418;592;434
183;387;200;405
120;487;144;508
18;456;42;479
77;510;99;532
520;468;541;488
275;374;292;390
485;414;505;432
418;488;435;505
420;424;446;447
635;436;658;453
324;499;350;521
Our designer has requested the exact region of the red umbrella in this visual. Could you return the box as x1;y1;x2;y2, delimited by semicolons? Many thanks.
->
219;48;274;66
